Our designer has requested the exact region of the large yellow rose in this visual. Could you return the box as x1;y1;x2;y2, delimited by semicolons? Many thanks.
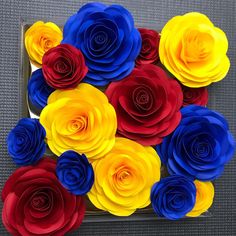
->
187;180;214;217
88;137;161;216
159;12;230;87
25;21;62;66
40;83;117;160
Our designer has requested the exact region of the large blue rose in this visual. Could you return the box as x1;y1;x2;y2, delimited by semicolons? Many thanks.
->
157;105;235;181
28;69;54;110
62;2;141;86
56;151;94;195
7;118;46;165
151;175;196;220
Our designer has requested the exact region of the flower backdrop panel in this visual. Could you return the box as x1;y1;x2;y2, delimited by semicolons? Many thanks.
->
1;2;235;236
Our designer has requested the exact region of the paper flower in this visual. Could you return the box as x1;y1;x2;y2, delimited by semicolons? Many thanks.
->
87;137;161;216
40;83;117;160
157;105;235;181
27;69;55;110
25;21;62;66
42;44;88;89
62;2;141;86
105;64;183;145
7;118;46;166
159;12;230;87
187;180;214;217
56;151;94;195
182;85;208;107
151;175;196;220
1;158;85;236
136;28;160;66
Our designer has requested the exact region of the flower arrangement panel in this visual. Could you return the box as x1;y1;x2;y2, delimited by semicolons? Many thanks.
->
2;2;235;235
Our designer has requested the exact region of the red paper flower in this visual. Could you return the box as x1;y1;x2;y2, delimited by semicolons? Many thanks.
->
1;158;85;236
42;44;88;89
182;86;208;106
136;28;160;66
105;64;183;145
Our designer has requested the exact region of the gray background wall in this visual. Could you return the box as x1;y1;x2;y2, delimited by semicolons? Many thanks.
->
0;0;235;235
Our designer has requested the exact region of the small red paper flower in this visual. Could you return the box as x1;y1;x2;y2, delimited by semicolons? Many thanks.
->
42;44;88;89
105;64;183;145
182;85;208;106
136;28;160;66
1;158;85;236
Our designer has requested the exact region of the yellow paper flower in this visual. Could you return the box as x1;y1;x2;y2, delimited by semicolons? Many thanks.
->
40;83;117;160
187;180;214;217
159;12;230;87
87;137;161;216
25;21;62;66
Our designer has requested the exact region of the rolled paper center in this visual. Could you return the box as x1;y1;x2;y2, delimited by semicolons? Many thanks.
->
30;189;52;212
183;29;214;63
133;86;153;111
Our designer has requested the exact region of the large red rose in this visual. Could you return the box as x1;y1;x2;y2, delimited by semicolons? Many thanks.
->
136;28;160;66
182;85;208;106
42;44;88;89
105;64;183;145
1;158;85;236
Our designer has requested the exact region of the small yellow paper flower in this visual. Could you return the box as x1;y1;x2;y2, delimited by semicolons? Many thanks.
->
187;180;214;217
87;137;161;216
159;12;230;87
40;83;117;160
25;21;62;66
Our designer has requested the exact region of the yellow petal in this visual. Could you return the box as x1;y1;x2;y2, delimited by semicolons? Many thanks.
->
187;180;214;217
87;137;161;216
159;12;230;87
25;21;62;65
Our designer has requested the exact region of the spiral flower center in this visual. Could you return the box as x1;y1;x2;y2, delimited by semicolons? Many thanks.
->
171;194;185;209
191;136;211;158
94;31;107;45
43;39;53;51
30;190;52;211
69;116;87;133
184;90;194;99
86;22;118;57
16;136;24;145
114;165;133;186
133;86;153;111
183;30;214;63
66;171;77;181
55;61;69;73
142;39;152;53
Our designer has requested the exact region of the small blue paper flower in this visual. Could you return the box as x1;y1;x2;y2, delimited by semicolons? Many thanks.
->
151;175;196;220
62;2;141;86
56;151;94;195
7;118;46;166
157;105;235;181
28;69;54;110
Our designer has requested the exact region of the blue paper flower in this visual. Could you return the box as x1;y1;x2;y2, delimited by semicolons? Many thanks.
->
151;175;196;220
7;118;46;165
62;2;141;86
157;105;235;181
28;69;54;110
56;151;94;195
